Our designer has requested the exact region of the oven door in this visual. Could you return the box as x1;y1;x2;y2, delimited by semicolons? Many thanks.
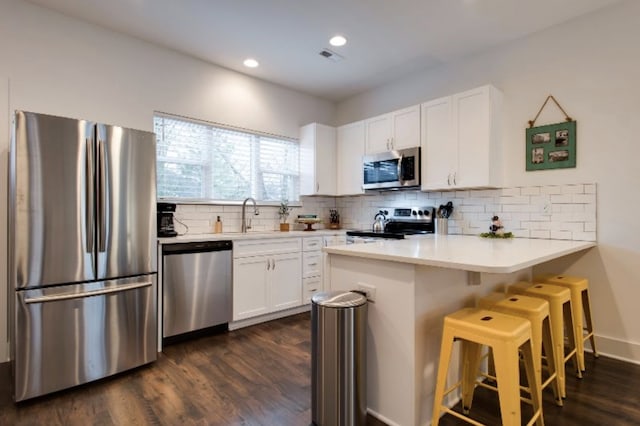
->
362;147;420;190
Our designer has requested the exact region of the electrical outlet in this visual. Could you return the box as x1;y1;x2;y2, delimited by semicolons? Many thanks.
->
543;202;551;214
357;282;376;302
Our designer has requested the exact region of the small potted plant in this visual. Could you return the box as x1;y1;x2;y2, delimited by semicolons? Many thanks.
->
329;209;340;229
278;200;293;231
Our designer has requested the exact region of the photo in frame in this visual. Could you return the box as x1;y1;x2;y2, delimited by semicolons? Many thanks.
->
526;121;576;171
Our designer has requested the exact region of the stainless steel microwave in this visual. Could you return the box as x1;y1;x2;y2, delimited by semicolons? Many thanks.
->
362;147;420;190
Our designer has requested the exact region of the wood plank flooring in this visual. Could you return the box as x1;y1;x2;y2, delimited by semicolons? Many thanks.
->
1;312;639;425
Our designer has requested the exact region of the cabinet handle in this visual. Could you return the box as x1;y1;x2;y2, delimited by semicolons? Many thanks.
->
390;137;394;149
272;259;276;270
267;259;271;271
453;172;457;185
447;174;451;186
309;262;318;266
316;182;319;192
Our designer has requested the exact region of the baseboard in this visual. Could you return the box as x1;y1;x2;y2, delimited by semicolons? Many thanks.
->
228;305;310;331
366;408;402;426
591;334;640;365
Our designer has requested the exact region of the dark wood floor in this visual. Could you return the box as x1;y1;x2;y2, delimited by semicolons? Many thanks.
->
1;312;639;425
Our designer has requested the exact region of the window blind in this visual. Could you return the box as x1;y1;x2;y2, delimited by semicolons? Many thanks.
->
154;114;300;202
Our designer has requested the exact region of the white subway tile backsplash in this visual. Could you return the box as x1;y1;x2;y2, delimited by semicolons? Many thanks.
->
531;230;551;239
172;183;596;242
561;184;584;194
550;230;572;240
541;186;562;195
521;186;541;196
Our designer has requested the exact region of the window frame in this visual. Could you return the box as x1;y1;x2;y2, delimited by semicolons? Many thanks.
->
154;112;301;206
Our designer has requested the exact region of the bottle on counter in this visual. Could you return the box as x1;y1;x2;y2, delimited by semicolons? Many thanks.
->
214;216;223;233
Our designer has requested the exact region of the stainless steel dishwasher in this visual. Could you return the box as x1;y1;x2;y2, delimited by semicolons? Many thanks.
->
162;240;232;342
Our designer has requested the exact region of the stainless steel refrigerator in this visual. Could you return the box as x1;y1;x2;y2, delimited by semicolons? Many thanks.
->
9;111;158;401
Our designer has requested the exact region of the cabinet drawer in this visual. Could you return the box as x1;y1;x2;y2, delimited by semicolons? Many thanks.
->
233;238;301;258
302;252;322;278
303;237;323;251
303;277;322;304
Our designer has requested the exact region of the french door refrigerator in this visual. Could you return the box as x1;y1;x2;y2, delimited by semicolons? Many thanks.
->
9;111;158;401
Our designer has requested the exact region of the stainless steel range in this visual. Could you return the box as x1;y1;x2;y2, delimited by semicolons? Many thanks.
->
347;206;435;243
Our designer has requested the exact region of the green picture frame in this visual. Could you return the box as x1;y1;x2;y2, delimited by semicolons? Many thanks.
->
526;121;576;171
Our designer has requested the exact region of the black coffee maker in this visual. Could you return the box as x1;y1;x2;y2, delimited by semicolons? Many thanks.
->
157;202;178;237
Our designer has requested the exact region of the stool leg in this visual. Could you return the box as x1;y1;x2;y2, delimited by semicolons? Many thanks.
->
521;339;544;426
541;316;562;406
563;301;582;379
432;329;455;426
582;289;599;358
461;340;483;414
569;287;586;372
492;342;522;426
548;300;567;398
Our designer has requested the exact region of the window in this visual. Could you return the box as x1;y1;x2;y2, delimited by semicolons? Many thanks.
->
154;114;299;202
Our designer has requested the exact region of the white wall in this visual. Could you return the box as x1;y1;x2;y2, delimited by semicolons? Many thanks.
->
0;0;335;361
337;0;640;362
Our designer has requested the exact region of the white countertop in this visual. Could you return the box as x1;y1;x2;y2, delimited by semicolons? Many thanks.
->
158;229;346;244
323;234;595;273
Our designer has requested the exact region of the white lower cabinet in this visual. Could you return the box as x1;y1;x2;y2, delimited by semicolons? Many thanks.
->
233;238;302;321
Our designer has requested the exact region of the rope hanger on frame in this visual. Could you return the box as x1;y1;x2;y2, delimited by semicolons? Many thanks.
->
528;95;573;128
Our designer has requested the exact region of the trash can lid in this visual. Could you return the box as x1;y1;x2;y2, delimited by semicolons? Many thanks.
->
312;290;367;308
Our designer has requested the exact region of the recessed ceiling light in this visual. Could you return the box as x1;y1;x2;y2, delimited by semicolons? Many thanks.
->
243;58;259;68
329;35;347;47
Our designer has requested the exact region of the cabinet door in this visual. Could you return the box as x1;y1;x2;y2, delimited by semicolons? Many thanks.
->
337;121;365;195
270;252;302;312
299;123;336;195
391;105;420;150
233;256;269;321
365;114;392;154
421;96;455;190
453;86;493;188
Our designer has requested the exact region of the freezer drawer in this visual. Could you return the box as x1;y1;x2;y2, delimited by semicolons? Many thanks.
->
14;275;157;401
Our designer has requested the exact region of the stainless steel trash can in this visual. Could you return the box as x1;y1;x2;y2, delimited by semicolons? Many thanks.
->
311;290;368;426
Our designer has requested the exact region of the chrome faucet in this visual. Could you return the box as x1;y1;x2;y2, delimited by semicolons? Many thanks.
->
241;197;259;233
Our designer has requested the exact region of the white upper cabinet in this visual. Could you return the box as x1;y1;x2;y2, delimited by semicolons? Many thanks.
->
421;85;503;191
299;123;337;196
365;105;420;154
336;120;365;195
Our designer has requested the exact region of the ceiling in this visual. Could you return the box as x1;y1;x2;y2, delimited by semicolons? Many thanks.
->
26;0;622;102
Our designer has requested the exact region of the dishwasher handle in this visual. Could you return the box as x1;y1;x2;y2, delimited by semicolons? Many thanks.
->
162;240;232;255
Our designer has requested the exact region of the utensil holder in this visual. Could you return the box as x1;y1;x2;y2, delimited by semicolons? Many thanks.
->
435;218;448;235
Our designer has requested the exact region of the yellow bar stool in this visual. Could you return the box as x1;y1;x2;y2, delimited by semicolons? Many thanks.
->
478;292;563;406
508;282;581;399
534;274;598;372
432;308;543;426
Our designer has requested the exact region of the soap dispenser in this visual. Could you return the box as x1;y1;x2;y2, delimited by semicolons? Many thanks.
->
214;216;223;233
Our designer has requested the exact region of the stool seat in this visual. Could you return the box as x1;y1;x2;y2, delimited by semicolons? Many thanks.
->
535;274;598;372
432;308;543;426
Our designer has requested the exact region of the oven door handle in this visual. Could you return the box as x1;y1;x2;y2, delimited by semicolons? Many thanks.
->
397;154;404;185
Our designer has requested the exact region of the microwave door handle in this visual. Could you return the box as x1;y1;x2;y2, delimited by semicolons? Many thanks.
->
397;154;404;185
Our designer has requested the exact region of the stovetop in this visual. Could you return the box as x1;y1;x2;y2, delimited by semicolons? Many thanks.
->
348;206;436;239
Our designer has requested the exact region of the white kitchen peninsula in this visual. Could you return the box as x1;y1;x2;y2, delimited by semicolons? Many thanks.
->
323;235;595;426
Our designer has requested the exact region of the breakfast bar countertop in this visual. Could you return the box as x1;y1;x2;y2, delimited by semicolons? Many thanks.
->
323;234;595;274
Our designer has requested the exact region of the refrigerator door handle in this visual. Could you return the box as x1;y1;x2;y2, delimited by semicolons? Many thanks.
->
97;136;107;252
85;138;94;253
23;281;152;304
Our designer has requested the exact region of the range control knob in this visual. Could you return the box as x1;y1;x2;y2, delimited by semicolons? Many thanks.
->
417;210;423;216
383;210;389;215
412;210;417;216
